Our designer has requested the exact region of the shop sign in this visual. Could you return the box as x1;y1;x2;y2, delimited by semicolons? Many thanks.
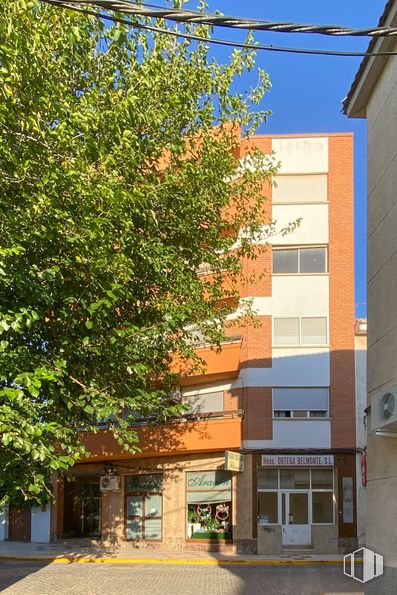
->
186;471;231;504
261;454;334;467
125;473;163;493
225;451;245;472
187;471;231;490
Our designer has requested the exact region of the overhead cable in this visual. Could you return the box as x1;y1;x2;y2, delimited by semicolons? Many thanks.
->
41;0;397;58
43;0;397;38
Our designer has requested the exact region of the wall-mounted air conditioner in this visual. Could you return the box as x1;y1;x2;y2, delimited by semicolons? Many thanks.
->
371;384;397;431
99;475;121;492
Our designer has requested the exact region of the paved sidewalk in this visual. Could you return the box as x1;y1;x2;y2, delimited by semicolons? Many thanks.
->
0;541;346;565
0;560;365;595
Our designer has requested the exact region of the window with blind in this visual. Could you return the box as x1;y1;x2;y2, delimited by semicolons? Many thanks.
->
183;390;224;414
273;317;327;346
272;174;328;203
272;388;329;418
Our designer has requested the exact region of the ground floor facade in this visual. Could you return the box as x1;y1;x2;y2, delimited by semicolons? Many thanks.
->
0;449;358;555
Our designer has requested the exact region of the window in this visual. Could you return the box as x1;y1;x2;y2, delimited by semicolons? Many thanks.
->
273;317;327;346
258;492;278;524
272;247;327;274
257;468;335;525
273;388;329;418
312;492;334;523
186;471;232;540
125;474;163;541
272;174;328;203
183;390;224;414
280;469;310;489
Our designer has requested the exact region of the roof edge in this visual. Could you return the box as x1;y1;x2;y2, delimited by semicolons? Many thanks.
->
343;0;397;118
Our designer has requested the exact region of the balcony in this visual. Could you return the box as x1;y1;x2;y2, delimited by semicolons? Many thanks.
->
171;336;242;386
80;411;243;461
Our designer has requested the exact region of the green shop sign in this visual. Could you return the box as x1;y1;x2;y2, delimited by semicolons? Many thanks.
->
187;471;231;491
125;473;163;493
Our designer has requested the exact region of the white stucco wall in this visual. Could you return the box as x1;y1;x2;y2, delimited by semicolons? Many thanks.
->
270;204;329;245
272;276;329;317
363;36;397;567
240;347;330;388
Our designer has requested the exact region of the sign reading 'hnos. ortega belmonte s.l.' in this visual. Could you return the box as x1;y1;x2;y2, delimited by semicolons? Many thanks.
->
261;454;334;467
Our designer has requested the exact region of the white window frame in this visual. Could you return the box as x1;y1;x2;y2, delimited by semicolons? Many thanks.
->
272;246;328;275
257;468;335;526
272;387;330;419
273;315;328;347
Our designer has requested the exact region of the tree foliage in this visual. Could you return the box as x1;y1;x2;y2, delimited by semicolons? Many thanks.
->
0;0;280;505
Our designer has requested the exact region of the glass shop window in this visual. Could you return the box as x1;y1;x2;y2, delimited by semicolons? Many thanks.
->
125;474;163;541
186;471;232;540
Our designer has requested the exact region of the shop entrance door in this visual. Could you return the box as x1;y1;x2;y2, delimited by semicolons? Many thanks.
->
81;485;101;537
281;492;311;546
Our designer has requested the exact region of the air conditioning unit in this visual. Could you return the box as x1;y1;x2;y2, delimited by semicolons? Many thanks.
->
371;384;397;431
100;475;121;492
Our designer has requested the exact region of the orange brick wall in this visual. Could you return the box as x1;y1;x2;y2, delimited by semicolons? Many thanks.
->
328;134;356;449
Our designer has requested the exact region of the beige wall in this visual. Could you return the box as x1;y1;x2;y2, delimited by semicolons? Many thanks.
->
365;37;397;569
355;331;367;546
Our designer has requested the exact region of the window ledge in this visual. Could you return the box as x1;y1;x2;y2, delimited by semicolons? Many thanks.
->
272;417;331;421
272;273;329;277
272;344;330;349
272;201;330;205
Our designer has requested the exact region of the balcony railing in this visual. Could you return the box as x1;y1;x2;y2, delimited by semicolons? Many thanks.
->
172;336;242;385
80;412;243;461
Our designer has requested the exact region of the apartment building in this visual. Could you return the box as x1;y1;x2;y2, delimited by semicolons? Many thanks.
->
0;133;357;555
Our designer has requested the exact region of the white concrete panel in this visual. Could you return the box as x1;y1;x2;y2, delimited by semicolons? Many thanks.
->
272;137;328;174
272;276;329;317
270;204;328;245
243;420;331;449
0;507;8;541
273;174;328;203
227;297;272;320
31;506;51;543
239;348;330;387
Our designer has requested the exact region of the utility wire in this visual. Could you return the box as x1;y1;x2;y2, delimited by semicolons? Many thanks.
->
41;0;397;58
59;0;397;38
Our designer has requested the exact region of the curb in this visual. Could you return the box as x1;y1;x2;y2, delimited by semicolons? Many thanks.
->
0;556;345;565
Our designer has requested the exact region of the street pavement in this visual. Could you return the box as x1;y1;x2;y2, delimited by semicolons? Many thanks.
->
0;561;364;595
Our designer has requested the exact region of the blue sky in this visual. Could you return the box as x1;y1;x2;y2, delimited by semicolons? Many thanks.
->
158;0;388;317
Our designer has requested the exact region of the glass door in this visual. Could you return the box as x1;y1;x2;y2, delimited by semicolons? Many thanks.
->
281;492;311;546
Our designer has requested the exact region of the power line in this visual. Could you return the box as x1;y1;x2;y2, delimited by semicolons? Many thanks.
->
44;0;397;38
41;0;397;58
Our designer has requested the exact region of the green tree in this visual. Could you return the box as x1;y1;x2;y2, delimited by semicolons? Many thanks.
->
0;0;282;505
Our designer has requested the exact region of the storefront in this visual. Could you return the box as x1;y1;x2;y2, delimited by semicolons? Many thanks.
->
54;452;240;552
255;452;357;554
